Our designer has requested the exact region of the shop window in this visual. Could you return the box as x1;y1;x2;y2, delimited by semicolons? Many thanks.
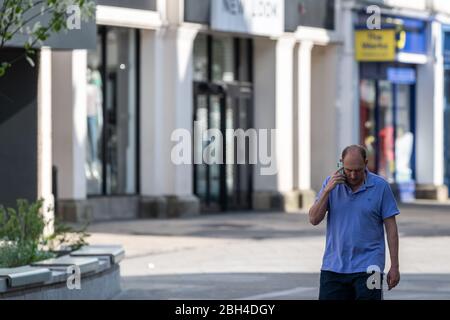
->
86;26;139;196
193;34;208;82
285;0;335;32
184;0;210;24
212;36;235;82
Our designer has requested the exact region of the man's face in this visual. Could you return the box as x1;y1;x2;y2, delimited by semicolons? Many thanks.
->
342;152;367;187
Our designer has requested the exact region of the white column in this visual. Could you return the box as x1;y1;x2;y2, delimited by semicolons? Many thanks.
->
72;50;88;197
310;45;339;192
432;22;444;186
275;36;296;192
52;50;87;200
38;47;54;235
296;40;313;190
337;3;359;152
253;38;277;192
172;27;197;195
140;29;165;196
140;27;197;196
416;21;444;185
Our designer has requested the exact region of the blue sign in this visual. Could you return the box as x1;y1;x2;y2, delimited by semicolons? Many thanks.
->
387;67;416;84
444;29;450;63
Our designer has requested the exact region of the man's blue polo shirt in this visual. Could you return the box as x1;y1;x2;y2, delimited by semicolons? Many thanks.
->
316;169;400;274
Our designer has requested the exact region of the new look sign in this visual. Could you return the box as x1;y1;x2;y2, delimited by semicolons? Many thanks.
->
211;0;284;37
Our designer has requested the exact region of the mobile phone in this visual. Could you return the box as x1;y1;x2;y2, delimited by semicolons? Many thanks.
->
337;160;344;174
337;160;347;183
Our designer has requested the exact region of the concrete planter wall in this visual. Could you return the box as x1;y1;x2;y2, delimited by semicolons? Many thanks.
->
0;245;124;300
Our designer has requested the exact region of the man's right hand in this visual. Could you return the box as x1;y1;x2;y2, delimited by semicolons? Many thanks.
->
324;169;346;193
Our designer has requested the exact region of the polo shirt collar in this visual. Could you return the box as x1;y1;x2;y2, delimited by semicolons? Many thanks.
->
364;168;375;188
352;168;375;193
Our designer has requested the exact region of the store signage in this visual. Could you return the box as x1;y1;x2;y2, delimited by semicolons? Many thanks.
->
211;0;284;37
387;67;416;84
355;29;396;62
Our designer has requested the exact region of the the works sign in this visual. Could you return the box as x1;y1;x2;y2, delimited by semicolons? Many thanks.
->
211;0;284;37
355;29;396;62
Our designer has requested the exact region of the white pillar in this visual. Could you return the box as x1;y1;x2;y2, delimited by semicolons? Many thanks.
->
337;3;359;152
38;47;54;235
275;36;296;192
253;38;277;192
296;40;313;190
141;27;197;197
140;29;165;196
310;45;339;192
416;21;444;185
52;50;87;200
432;22;444;186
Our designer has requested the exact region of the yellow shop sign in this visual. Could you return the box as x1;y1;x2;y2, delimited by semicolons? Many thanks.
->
355;29;396;62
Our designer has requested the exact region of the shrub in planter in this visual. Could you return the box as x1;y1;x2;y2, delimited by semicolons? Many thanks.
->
0;199;90;268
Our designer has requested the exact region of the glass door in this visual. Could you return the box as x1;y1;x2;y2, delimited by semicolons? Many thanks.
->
193;83;225;212
359;79;415;183
87;26;139;196
225;84;253;210
193;82;253;211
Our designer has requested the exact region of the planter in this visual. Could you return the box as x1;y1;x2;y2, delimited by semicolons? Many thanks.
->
0;245;124;300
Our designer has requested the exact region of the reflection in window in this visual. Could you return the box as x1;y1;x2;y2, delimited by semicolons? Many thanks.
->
212;36;234;82
359;79;376;173
86;27;138;196
193;34;208;82
86;36;104;195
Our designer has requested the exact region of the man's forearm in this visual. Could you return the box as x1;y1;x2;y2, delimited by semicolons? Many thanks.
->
309;190;329;226
386;220;399;268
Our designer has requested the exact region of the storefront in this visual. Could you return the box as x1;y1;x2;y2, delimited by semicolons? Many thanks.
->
186;0;338;212
192;34;254;212
51;0;164;222
355;14;427;200
86;26;140;197
187;0;285;212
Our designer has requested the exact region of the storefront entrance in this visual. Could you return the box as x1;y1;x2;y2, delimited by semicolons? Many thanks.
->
192;34;254;212
193;82;253;212
359;63;416;183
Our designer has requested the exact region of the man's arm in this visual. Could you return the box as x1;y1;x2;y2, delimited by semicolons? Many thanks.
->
309;189;330;226
384;215;400;290
309;170;345;226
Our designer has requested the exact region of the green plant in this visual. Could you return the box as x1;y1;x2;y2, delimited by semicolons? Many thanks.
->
0;199;52;268
0;0;96;77
0;198;90;268
44;219;90;253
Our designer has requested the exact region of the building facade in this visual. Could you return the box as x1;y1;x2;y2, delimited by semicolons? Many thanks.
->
336;0;450;202
2;0;449;224
48;0;341;222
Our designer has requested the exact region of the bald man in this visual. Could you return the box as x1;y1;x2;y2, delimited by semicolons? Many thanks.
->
309;145;400;300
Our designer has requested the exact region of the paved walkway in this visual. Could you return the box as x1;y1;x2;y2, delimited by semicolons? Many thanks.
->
86;205;450;300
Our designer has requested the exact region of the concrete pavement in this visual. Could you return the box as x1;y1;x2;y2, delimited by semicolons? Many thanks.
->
85;205;450;300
